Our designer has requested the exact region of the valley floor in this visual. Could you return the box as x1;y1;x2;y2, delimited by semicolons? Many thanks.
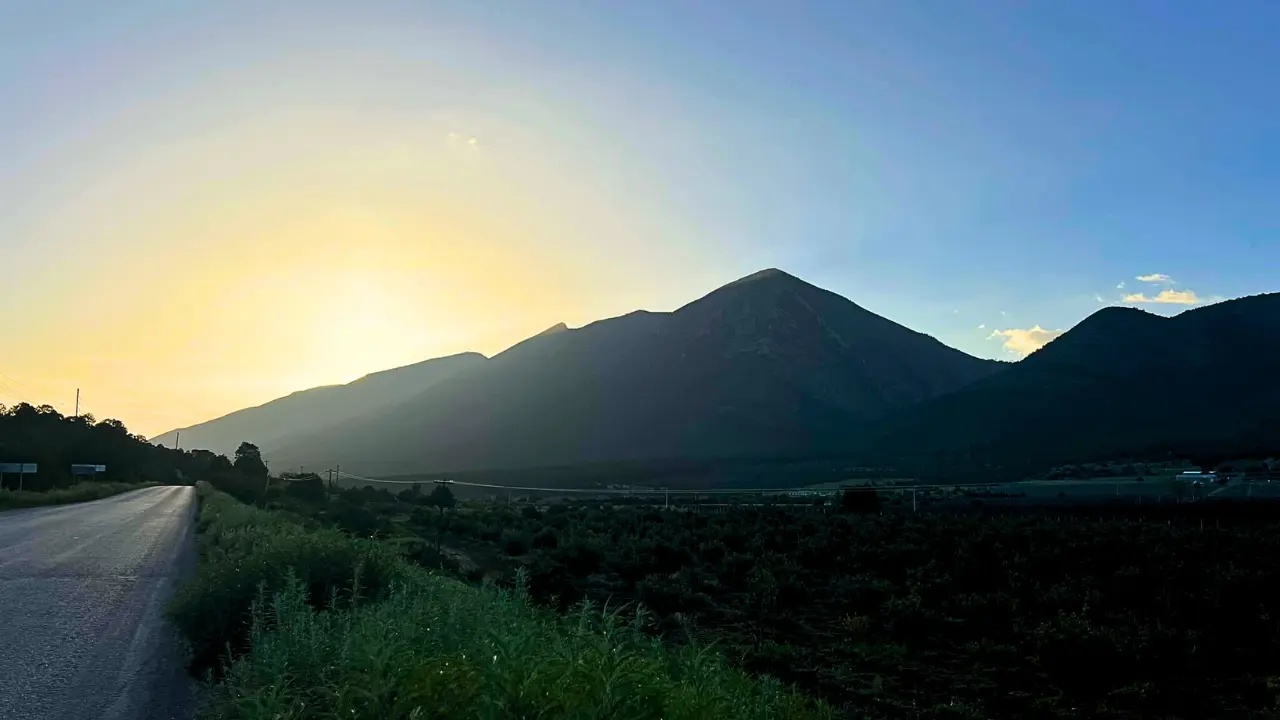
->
299;482;1280;718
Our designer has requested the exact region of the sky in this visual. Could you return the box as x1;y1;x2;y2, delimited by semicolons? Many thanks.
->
2;1;1278;437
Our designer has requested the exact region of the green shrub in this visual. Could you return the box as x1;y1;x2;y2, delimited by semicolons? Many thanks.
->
283;476;327;504
0;481;155;510
209;574;829;720
179;484;830;719
531;526;558;549
501;529;530;556
169;485;405;678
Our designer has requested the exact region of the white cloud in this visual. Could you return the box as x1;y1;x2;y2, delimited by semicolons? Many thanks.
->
988;325;1065;357
448;132;480;149
977;324;985;329
1123;289;1202;305
1094;293;1106;303
1136;273;1173;284
1116;282;1125;289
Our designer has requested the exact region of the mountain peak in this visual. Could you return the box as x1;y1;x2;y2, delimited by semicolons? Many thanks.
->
680;268;813;312
1063;305;1165;338
724;267;802;288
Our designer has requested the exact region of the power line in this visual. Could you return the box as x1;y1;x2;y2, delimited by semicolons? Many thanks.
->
0;369;33;406
0;370;36;397
334;470;837;496
0;383;27;406
331;469;1059;497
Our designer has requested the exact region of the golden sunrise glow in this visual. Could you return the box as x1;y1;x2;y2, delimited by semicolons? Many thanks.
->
0;9;763;437
4;95;726;436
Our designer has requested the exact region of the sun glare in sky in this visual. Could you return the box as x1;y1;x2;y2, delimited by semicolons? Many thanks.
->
2;2;1278;436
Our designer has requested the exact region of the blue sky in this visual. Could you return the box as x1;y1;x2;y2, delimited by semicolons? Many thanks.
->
535;0;1280;346
1;1;1278;432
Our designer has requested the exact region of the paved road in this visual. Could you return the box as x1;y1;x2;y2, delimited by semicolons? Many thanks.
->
0;486;196;720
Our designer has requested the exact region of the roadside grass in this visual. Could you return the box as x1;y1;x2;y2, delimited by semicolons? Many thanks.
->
0;481;157;511
170;486;406;678
179;483;832;720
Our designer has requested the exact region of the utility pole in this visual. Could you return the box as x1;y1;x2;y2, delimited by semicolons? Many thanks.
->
75;388;80;417
174;431;181;450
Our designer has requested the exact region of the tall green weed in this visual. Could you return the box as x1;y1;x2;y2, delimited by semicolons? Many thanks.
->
180;483;831;719
170;485;405;677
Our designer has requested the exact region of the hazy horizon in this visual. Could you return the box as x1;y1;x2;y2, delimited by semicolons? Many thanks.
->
4;2;1278;437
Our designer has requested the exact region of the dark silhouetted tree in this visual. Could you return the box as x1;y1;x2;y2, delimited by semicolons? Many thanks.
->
283;473;327;504
426;484;457;516
233;442;268;478
425;484;457;553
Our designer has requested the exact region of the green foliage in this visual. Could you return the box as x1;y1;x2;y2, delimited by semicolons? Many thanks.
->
205;473;267;506
419;501;1280;718
426;483;457;511
0;481;155;510
501;529;530;556
327;501;390;538
179;484;830;720
0;402;208;489
232;442;268;478
282;473;327;504
169;485;405;678
531;526;558;549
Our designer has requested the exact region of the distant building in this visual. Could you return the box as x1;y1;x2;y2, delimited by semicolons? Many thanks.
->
1176;470;1218;485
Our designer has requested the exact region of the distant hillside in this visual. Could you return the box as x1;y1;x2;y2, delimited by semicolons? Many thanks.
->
151;353;486;457
267;269;1003;475
864;293;1280;480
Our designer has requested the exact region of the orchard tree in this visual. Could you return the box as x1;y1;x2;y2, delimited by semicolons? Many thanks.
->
426;483;457;554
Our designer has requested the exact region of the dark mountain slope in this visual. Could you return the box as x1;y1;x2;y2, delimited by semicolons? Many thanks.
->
267;269;1002;475
866;293;1280;480
151;352;486;457
669;269;1009;413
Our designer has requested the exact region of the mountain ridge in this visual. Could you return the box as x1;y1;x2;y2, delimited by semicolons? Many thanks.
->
150;352;487;457
157;271;1275;483
264;269;1003;475
861;292;1280;479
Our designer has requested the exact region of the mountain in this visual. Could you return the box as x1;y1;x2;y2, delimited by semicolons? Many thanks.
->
863;293;1280;480
266;269;1003;475
150;352;487;458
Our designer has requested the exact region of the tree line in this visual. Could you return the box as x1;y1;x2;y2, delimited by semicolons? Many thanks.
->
0;402;264;492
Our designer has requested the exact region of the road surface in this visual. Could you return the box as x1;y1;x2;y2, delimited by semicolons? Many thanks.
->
0;486;196;720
